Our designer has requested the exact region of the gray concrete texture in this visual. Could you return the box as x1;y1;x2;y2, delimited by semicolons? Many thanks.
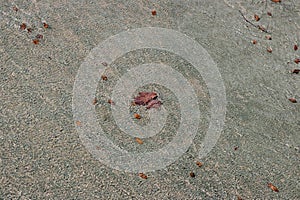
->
0;0;299;199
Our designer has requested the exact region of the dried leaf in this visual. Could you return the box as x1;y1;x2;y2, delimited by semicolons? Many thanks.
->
43;22;49;28
13;6;19;12
138;173;148;179
20;23;26;30
36;34;43;39
135;137;143;144
134;113;141;119
101;75;108;81
291;69;300;74
265;35;272;40
190;172;196;177
196;161;203;167
289;98;297;103
146;99;162;109
92;98;98;105
268;183;279;192
107;99;115;105
151;10;157;16
134;92;157;106
32;39;39;45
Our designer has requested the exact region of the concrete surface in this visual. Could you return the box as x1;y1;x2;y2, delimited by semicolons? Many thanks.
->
1;0;299;199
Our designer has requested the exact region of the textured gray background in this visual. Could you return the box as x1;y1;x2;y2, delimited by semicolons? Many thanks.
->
1;0;299;199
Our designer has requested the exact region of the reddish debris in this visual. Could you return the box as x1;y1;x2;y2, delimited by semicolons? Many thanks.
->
134;92;157;106
146;99;162;109
294;58;300;64
291;69;300;74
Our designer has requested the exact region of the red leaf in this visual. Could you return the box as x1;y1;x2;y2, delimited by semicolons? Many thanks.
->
134;92;157;106
146;99;162;109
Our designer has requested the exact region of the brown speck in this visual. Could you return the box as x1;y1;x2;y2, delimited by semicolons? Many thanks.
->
190;172;195;178
27;28;32;33
134;113;141;119
20;23;26;30
289;98;297;103
291;69;300;74
268;183;279;192
196;161;203;167
267;12;272;16
294;44;298;51
32;39;39;44
237;195;243;200
294;58;300;64
76;121;82;126
234;146;239;151
139;173;148;179
13;6;19;12
252;40;257;44
36;34;43;39
254;14;260;21
107;99;114;105
92;98;98;105
43;22;49;28
151;10;157;16
101;75;108;81
265;35;272;40
102;62;108;66
267;47;272;53
135;137;143;144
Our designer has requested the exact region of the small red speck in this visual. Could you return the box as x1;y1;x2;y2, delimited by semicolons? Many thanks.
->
101;75;108;81
294;45;298;51
295;58;300;64
289;98;297;103
108;99;115;105
190;172;196;178
92;98;98;105
268;183;279;192
36;34;43;39
254;14;260;21
134;113;141;119
291;69;300;74
32;39;39;44
43;22;49;28
138;173;148;179
20;23;26;30
13;6;19;12
151;10;157;16
252;40;257;44
196;161;203;167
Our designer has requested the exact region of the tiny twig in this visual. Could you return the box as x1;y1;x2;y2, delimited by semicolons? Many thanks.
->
239;10;270;33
